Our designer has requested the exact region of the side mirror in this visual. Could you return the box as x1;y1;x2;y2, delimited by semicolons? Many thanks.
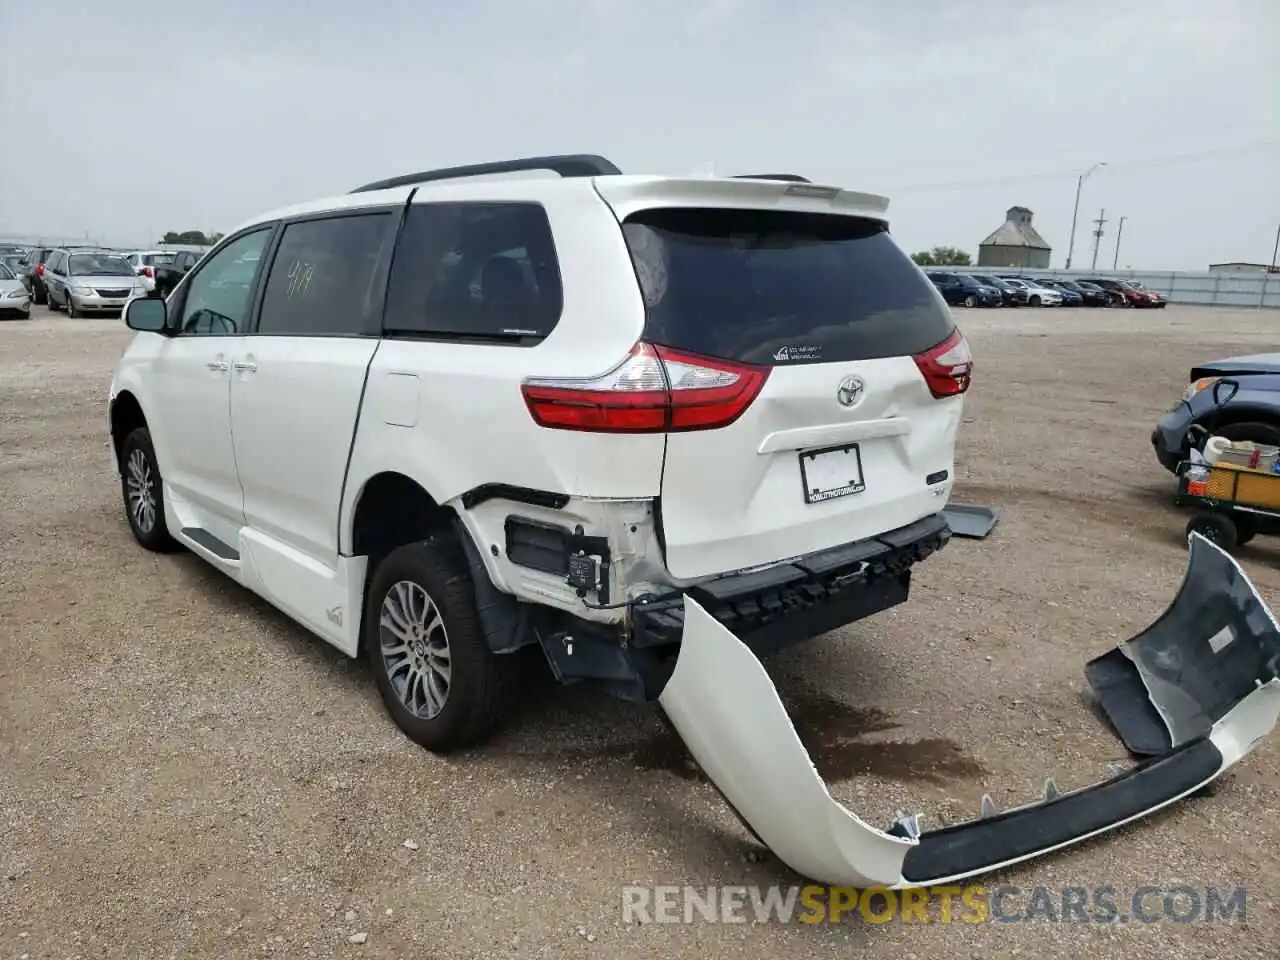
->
1212;378;1240;407
124;296;168;333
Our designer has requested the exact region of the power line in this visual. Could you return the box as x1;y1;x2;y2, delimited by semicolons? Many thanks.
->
880;139;1278;194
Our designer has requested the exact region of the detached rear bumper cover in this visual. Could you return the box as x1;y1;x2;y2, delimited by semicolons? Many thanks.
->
657;532;1280;888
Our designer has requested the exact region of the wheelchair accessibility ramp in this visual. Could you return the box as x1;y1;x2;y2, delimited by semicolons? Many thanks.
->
657;532;1280;888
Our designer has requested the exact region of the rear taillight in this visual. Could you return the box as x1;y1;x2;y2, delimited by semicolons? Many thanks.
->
521;343;770;433
35;263;44;277
143;266;154;277
913;328;972;399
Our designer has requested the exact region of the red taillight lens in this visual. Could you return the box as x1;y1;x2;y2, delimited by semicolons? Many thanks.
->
913;328;973;399
35;263;44;276
521;342;770;433
143;266;154;277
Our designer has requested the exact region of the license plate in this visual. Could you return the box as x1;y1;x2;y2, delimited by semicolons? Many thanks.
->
799;444;865;504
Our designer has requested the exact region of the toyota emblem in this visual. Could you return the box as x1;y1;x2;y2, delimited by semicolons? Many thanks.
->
836;375;865;408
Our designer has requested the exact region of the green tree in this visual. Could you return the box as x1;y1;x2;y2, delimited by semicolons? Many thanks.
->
161;230;214;245
911;246;972;267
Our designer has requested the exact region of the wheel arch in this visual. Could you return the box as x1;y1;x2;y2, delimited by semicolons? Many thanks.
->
109;390;148;465
346;470;456;563
344;469;529;658
1194;405;1280;437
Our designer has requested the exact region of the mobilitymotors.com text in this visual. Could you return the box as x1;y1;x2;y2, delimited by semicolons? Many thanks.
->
621;884;1248;925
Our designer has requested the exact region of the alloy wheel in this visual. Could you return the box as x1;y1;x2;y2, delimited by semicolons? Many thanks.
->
125;447;157;534
379;580;452;720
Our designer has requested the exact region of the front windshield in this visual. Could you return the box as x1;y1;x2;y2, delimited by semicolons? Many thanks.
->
0;264;14;280
69;254;135;277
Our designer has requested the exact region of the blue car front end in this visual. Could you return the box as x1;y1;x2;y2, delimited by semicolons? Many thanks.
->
1151;369;1280;473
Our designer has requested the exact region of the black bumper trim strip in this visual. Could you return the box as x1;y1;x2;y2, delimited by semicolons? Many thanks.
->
901;737;1221;884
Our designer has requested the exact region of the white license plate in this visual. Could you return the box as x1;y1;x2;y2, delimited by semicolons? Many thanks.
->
799;444;865;504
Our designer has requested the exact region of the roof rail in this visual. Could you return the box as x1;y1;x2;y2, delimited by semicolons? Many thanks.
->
349;154;622;194
732;173;812;183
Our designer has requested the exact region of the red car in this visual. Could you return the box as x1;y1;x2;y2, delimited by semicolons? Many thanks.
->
1079;277;1167;308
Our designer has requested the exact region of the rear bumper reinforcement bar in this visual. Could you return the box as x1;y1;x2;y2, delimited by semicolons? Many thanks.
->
657;531;1280;887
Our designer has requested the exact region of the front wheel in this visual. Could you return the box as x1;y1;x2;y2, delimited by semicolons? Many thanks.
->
963;294;976;308
118;427;178;551
66;296;77;318
1029;295;1041;307
364;537;514;752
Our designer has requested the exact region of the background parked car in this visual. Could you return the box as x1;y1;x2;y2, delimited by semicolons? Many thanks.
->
1031;278;1085;306
0;262;31;319
1062;279;1113;307
971;274;1026;306
926;271;1000;307
1000;277;1062;307
1;254;28;288
151;248;203;298
1122;279;1167;308
1079;277;1145;307
122;250;180;293
44;249;147;317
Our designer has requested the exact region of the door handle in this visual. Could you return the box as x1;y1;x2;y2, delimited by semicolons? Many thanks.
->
207;356;229;371
232;358;257;373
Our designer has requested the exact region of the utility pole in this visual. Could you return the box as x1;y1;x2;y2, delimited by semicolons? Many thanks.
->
1090;208;1108;271
1065;161;1106;269
1271;220;1279;272
1113;216;1127;270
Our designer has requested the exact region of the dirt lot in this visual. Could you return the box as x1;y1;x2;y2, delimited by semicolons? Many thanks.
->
2;304;1279;959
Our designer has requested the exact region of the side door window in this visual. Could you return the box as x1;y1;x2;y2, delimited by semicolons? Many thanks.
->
255;212;393;336
382;201;564;343
173;229;272;337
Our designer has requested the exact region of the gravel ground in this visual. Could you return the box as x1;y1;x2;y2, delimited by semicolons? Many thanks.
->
2;304;1278;959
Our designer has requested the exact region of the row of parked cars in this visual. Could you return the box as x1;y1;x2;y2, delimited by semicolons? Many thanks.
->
925;269;1167;309
0;242;203;320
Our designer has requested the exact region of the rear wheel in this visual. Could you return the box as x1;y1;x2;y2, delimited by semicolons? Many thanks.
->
963;294;976;308
1186;511;1237;551
32;283;46;305
364;537;514;752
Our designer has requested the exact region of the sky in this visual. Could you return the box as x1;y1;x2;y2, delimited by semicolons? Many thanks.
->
1;0;1276;270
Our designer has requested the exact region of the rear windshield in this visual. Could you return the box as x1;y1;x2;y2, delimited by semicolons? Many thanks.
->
144;253;177;266
620;208;954;365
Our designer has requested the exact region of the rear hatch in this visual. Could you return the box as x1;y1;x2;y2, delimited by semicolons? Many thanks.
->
596;182;970;580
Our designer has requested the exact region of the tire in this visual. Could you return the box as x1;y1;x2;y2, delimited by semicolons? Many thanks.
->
1186;512;1237;552
66;295;77;318
364;537;513;752
1211;421;1280;450
963;295;976;308
32;283;46;306
118;426;178;552
1029;295;1041;307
